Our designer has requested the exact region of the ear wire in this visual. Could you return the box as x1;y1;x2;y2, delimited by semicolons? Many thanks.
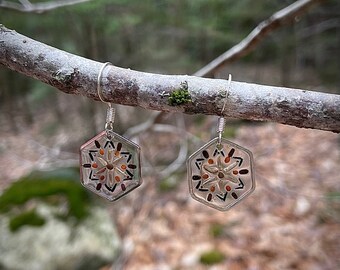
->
217;74;232;146
97;62;113;108
97;62;115;138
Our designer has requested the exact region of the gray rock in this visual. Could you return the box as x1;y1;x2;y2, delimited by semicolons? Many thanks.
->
0;204;121;270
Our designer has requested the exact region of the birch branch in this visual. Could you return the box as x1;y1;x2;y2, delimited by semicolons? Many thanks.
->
0;25;339;133
0;0;91;13
194;0;324;77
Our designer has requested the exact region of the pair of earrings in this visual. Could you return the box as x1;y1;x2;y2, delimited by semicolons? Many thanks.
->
80;63;255;211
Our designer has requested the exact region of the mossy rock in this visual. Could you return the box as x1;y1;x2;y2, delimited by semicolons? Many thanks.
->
9;209;45;232
0;168;121;270
0;167;90;231
0;205;121;270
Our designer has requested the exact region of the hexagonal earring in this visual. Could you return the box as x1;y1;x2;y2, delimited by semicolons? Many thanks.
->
80;63;142;201
187;75;255;211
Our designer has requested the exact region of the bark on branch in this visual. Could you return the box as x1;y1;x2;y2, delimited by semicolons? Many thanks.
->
194;0;324;77
0;25;339;133
0;0;91;13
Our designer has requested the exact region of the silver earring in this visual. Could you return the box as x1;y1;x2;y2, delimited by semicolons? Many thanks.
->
80;62;142;201
187;75;255;211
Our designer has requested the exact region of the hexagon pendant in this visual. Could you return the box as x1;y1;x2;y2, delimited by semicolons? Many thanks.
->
80;131;142;201
187;137;255;211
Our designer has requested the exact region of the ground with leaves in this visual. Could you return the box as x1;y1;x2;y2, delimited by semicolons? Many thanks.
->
107;123;340;270
0;119;339;270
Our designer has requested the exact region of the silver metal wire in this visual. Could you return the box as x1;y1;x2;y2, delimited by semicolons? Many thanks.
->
217;116;225;133
220;74;232;115
97;62;113;108
217;74;232;146
105;106;115;139
97;62;115;138
106;106;115;123
217;116;225;145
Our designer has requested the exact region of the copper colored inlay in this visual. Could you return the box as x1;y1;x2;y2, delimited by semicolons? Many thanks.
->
224;157;230;163
99;149;104;155
202;174;209;179
106;164;114;170
233;170;238;175
92;163;98;168
208;159;214;164
97;167;106;174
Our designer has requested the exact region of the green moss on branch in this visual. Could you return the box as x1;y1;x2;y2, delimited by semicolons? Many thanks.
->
168;81;191;106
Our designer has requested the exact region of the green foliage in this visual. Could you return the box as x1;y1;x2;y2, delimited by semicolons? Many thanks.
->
159;175;178;192
27;84;52;104
168;89;191;106
193;115;206;126
168;81;191;106
1;0;291;72
200;249;226;265
9;209;45;232
41;121;59;136
318;191;340;224
209;223;224;238
223;125;237;139
0;168;89;223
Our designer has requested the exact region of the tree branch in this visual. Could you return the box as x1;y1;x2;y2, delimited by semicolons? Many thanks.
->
298;18;340;38
194;0;324;77
0;0;91;13
0;25;339;133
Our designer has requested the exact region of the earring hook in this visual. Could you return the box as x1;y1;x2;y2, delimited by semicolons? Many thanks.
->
97;62;113;108
97;62;115;139
217;74;232;146
220;74;232;115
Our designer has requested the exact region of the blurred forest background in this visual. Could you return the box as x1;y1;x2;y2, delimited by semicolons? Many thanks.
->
0;0;340;269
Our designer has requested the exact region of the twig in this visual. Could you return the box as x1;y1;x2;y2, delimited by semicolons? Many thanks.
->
0;24;339;132
0;0;91;13
18;0;32;8
158;115;188;178
194;0;324;77
298;18;340;38
124;112;161;138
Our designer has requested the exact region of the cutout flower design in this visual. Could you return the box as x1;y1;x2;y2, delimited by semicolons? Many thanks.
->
187;137;255;211
80;131;141;201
